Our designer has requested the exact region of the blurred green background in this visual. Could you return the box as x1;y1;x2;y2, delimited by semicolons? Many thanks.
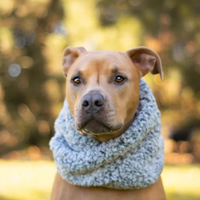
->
0;0;200;199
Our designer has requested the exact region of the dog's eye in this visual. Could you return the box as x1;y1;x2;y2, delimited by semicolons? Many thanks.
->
115;76;124;83
73;77;81;84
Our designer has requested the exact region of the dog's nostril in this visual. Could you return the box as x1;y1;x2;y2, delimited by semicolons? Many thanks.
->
82;100;89;107
95;100;103;107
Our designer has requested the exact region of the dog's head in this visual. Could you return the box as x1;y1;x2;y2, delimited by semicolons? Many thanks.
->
62;46;163;141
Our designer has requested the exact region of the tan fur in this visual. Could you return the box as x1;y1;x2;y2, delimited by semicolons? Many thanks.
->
51;173;165;200
51;47;166;199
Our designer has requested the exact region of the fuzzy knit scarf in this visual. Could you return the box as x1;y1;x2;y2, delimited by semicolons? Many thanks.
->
49;79;164;189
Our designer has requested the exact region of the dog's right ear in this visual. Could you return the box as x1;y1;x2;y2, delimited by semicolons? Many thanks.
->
126;47;164;81
62;46;86;76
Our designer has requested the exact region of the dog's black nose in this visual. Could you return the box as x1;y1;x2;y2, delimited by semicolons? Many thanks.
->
82;93;104;113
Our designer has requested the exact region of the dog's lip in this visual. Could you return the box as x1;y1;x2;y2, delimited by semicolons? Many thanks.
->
77;119;109;134
77;119;123;135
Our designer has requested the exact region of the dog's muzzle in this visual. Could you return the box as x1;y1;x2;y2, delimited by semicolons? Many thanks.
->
75;92;122;135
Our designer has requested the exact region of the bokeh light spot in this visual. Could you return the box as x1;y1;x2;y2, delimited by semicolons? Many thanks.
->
8;64;21;77
14;36;26;49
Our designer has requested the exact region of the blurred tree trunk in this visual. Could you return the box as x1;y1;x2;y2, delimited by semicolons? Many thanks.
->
0;0;65;155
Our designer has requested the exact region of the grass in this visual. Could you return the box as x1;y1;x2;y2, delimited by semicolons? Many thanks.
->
0;160;55;200
0;160;200;200
162;165;200;200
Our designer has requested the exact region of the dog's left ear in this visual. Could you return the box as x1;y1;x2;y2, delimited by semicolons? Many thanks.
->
62;46;87;76
126;46;164;81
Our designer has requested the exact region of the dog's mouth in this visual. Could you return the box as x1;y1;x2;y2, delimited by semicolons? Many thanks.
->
77;119;122;136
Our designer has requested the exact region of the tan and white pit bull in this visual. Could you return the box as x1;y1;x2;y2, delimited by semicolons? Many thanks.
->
51;46;166;200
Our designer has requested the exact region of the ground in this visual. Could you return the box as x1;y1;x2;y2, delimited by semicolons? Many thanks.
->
0;160;199;200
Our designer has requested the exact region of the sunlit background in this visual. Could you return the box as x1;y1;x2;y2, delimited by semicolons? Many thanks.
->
0;0;200;199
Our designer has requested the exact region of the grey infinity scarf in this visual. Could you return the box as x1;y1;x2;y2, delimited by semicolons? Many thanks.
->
49;79;164;189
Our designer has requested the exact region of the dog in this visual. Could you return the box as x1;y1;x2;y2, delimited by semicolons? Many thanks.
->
51;46;166;200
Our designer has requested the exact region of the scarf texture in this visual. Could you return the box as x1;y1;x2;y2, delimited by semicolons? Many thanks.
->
49;79;164;189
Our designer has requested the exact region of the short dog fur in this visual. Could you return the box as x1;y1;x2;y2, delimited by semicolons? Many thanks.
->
51;46;166;200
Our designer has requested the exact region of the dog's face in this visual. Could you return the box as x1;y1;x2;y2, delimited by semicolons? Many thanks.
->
63;47;163;141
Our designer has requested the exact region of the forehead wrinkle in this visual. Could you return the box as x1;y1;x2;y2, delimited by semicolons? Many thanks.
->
78;70;83;76
95;59;101;85
72;70;83;78
97;69;99;85
111;65;119;74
